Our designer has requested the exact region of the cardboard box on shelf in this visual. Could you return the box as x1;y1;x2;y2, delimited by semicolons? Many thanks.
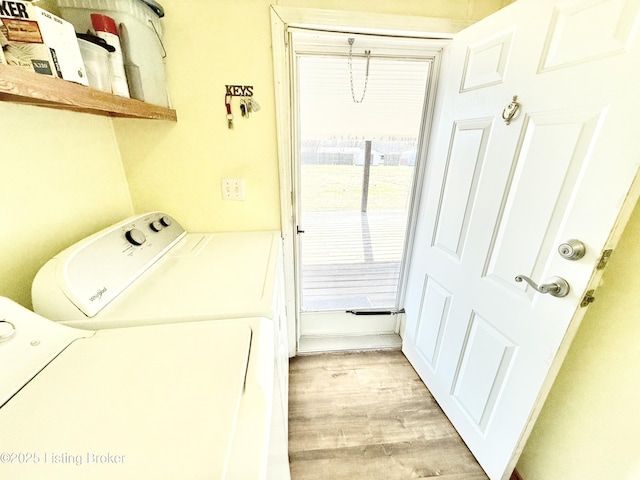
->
0;1;87;84
0;7;56;76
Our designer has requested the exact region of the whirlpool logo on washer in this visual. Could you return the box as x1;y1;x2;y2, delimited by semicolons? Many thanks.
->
89;287;107;302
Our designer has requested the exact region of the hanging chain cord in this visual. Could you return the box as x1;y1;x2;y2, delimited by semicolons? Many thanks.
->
348;38;371;104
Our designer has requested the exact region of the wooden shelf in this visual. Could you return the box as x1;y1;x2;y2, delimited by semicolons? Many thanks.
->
0;64;176;121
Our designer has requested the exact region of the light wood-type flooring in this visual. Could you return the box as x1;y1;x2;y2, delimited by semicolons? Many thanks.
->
288;350;488;479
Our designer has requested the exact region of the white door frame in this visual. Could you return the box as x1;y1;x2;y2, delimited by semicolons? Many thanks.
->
270;6;468;356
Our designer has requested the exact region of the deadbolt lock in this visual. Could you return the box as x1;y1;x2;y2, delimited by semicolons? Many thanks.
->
558;239;586;260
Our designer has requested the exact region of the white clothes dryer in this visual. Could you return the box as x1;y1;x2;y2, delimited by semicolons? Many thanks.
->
31;212;290;480
0;296;274;480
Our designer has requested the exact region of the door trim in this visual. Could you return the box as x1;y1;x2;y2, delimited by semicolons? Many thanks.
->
270;6;461;356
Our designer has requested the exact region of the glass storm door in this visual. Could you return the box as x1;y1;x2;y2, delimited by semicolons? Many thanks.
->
291;30;440;349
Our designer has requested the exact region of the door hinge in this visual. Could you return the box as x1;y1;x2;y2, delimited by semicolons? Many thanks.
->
596;249;613;269
580;289;596;307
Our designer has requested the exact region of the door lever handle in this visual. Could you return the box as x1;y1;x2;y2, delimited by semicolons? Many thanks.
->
515;275;570;297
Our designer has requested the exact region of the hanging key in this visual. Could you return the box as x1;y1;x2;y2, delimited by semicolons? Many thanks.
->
250;98;261;112
225;94;233;129
240;99;248;118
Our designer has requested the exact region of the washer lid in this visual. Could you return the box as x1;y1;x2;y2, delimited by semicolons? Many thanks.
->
0;297;92;408
0;320;252;480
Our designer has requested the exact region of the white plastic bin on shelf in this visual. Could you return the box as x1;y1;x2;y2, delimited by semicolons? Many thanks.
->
57;0;169;107
77;38;110;92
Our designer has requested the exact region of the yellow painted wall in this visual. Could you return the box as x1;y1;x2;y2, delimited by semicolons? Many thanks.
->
112;0;510;232
278;0;514;21
516;197;640;480
111;0;280;232
0;103;133;309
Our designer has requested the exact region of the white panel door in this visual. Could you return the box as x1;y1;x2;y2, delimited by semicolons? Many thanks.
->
402;0;640;479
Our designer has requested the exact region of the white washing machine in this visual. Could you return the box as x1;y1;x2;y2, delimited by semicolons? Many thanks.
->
31;212;291;480
0;296;274;480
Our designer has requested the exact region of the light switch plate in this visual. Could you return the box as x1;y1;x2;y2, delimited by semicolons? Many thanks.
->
221;178;245;201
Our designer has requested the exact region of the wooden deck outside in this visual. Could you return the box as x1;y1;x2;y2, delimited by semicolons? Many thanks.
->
301;210;409;311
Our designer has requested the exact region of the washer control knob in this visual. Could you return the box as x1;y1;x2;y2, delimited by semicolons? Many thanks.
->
125;228;146;246
150;220;163;232
160;215;172;227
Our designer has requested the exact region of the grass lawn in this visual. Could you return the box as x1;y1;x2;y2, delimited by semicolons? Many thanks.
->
301;165;415;212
